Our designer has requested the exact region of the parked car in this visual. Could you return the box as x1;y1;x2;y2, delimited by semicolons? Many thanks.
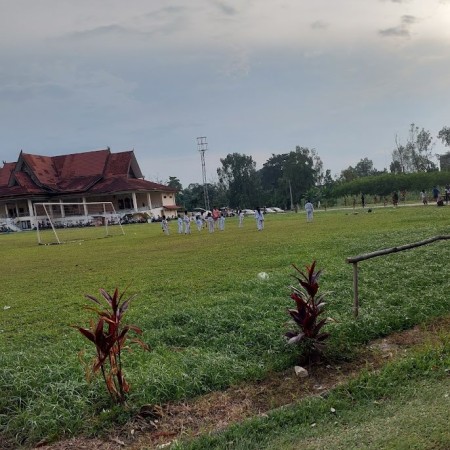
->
242;209;255;216
269;207;285;213
263;207;276;213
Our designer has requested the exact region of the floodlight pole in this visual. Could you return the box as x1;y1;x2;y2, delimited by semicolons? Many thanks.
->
197;136;210;211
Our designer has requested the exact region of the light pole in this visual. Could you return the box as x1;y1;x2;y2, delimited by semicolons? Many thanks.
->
197;137;210;211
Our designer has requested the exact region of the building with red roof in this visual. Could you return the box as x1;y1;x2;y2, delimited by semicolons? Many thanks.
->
0;147;180;230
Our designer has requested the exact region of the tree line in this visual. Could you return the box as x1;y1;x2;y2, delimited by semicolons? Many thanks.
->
167;124;450;210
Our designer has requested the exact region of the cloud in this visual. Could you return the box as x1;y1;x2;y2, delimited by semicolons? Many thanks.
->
65;23;132;39
379;14;418;38
219;47;251;78
60;6;190;42
401;15;417;24
310;20;329;30
214;1;238;16
379;26;410;37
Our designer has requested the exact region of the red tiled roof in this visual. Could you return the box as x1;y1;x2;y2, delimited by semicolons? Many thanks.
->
21;153;59;189
0;148;176;200
88;176;177;194
0;162;15;186
56;149;109;179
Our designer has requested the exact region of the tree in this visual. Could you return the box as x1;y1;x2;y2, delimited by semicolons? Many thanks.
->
181;183;225;211
354;158;376;177
259;153;290;207
217;153;261;208
389;160;403;174
258;147;324;209
166;176;182;191
339;166;358;183
391;124;436;173
167;176;183;204
280;147;320;207
391;135;408;173
437;126;450;147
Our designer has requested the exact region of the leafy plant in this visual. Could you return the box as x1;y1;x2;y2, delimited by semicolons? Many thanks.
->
73;287;150;404
285;261;330;358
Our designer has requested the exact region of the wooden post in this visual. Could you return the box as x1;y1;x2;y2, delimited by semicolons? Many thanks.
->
352;262;359;318
346;235;450;319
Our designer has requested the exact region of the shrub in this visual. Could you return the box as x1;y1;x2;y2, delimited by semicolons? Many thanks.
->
285;261;331;359
73;287;150;404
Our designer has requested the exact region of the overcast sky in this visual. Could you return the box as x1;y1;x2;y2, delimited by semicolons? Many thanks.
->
1;0;450;187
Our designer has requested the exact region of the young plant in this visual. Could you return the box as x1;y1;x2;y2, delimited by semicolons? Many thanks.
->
285;261;330;358
73;287;150;404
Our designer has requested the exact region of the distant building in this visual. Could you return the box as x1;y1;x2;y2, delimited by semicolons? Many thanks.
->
0;148;180;230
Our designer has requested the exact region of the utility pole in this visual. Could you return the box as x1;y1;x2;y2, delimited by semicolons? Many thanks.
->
289;179;294;211
197;137;210;211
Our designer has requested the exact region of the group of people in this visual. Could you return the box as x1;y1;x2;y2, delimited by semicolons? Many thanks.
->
161;208;226;235
160;203;315;236
420;184;450;206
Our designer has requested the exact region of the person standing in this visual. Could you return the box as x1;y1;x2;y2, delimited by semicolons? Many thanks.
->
238;209;244;227
254;207;264;231
212;206;220;229
392;191;399;207
183;211;191;234
305;200;314;222
219;212;225;231
420;189;428;205
361;193;365;208
195;215;203;232
445;184;450;204
161;215;169;235
432;186;440;202
177;214;183;234
206;212;215;233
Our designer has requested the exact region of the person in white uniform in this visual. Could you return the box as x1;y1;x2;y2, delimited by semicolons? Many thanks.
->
206;212;215;233
161;215;170;235
254;207;264;231
183;211;191;234
177;214;183;234
304;200;314;222
238;209;244;227
219;213;225;231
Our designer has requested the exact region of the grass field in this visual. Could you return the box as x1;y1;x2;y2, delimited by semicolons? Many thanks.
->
1;205;449;447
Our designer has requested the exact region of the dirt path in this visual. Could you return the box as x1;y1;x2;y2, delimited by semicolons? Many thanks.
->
36;317;449;450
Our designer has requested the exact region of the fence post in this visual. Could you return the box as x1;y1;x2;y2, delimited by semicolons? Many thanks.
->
352;262;359;318
347;235;449;319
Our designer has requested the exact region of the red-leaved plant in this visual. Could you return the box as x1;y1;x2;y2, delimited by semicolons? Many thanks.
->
285;261;330;358
73;287;150;404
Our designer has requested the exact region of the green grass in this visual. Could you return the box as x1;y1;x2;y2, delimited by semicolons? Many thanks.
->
174;336;450;450
1;206;449;447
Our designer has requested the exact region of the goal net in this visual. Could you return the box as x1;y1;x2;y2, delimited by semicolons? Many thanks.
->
33;202;125;245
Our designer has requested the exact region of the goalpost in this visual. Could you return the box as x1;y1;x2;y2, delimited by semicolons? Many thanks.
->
33;202;125;245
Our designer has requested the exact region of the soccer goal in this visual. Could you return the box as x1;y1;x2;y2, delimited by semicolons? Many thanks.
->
33;202;125;245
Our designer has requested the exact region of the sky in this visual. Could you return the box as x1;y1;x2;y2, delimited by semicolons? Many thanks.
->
1;0;450;188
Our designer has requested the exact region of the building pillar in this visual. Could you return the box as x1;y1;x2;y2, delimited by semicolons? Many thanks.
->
82;197;88;216
59;199;65;218
27;199;34;217
132;192;138;212
4;204;8;217
147;192;153;209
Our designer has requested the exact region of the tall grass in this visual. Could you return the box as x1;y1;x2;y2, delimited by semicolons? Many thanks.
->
0;206;449;446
